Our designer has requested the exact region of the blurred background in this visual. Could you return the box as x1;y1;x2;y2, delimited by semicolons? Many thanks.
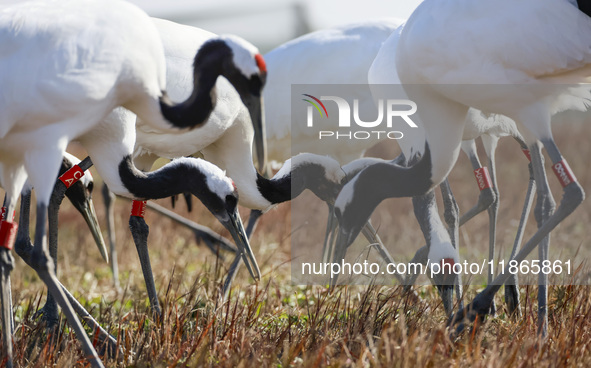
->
126;0;423;52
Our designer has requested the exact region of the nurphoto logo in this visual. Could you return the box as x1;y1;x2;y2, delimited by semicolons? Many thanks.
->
302;93;418;140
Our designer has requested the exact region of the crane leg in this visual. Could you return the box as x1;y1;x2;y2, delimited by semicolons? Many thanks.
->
504;161;535;318
102;184;120;289
531;143;554;338
504;135;533;317
22;203;104;367
458;141;496;226
1;195;15;334
449;139;583;339
0;194;15;368
118;198;238;302
16;190;118;356
485;154;500;316
0;250;13;368
37;181;67;328
128;214;162;317
245;209;263;239
38;157;108;328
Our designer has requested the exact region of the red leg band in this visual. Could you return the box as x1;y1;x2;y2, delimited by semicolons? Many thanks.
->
0;207;15;222
131;200;147;218
552;159;577;188
0;221;18;250
59;164;85;188
522;149;532;162
474;167;493;191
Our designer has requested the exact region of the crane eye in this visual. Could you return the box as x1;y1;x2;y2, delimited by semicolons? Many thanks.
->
225;194;238;209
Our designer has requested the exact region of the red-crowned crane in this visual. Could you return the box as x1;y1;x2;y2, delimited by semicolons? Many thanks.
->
0;0;261;366
333;0;589;337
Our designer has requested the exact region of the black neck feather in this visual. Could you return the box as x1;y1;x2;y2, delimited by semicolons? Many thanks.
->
118;156;209;200
256;173;290;204
256;162;340;205
578;0;591;17
159;40;232;129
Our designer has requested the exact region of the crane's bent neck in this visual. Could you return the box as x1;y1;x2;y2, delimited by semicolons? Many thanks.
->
159;69;219;129
118;155;208;200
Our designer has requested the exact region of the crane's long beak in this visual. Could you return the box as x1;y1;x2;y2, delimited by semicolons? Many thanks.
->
330;226;358;287
222;208;261;281
436;284;455;317
321;204;337;263
242;94;267;173
78;198;109;264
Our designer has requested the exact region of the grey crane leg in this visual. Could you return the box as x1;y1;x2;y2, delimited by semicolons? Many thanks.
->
0;197;16;368
245;210;263;240
39;180;68;328
449;140;583;338
485;155;500;316
532;143;554;338
505;161;535;318
102;183;120;289
439;179;464;311
1;196;15;335
27;204;104;367
119;196;238;257
222;255;242;300
0;249;13;368
458;142;496;226
16;190;118;356
128;214;162;317
121;198;238;303
57;281;119;356
40;157;105;327
459;140;497;313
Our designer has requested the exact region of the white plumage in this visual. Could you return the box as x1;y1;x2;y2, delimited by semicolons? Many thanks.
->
0;1;260;365
264;18;405;164
335;0;590;335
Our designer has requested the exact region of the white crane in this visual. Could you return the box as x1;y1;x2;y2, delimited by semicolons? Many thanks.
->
364;23;535;316
97;19;350;300
263;18;405;164
9;154;118;350
0;0;260;366
44;17;274;316
333;0;589;337
264;19;531;316
0;153;110;344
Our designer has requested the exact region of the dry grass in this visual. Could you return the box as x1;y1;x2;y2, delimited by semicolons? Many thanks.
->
2;116;591;367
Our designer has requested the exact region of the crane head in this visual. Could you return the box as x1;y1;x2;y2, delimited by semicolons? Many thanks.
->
204;35;268;175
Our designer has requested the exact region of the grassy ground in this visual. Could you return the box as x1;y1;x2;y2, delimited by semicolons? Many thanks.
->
3;116;591;367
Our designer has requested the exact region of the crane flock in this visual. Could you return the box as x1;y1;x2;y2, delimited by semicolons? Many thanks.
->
0;0;588;366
